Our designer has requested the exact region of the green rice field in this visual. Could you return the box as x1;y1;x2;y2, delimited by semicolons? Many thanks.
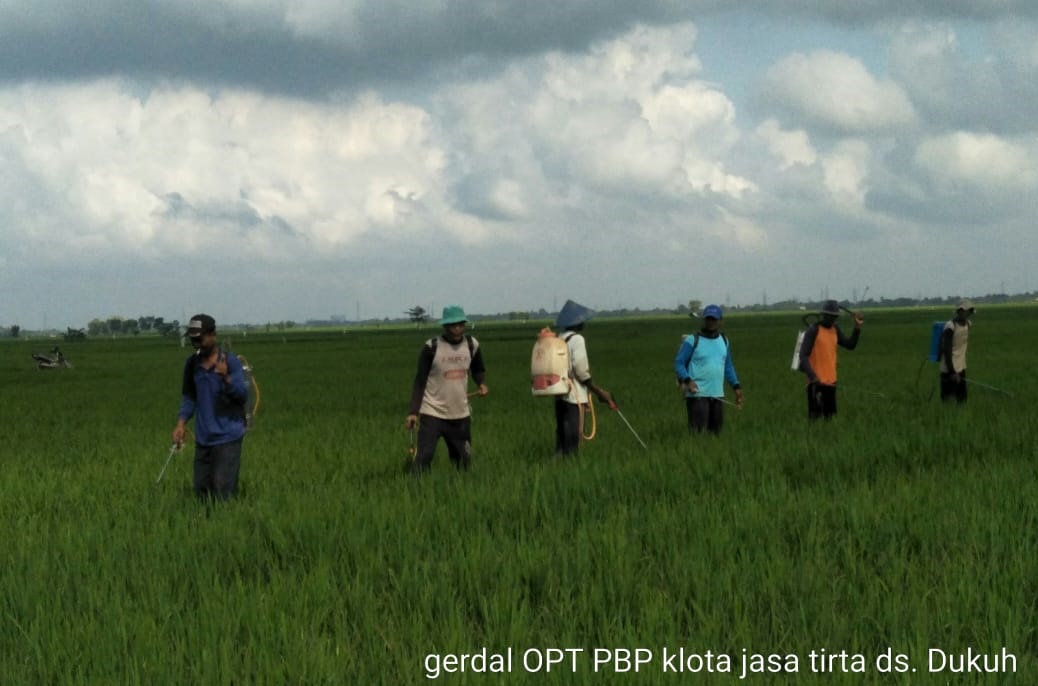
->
2;306;1036;684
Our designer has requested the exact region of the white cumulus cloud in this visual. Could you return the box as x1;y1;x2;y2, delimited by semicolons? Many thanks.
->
0;83;455;262
759;49;917;134
755;119;817;169
914;131;1038;196
526;23;753;198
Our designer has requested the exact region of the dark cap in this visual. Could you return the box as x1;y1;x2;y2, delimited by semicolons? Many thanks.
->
186;314;216;337
820;299;841;316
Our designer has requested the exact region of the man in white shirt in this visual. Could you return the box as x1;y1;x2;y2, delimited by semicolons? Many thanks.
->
939;300;973;404
554;300;614;457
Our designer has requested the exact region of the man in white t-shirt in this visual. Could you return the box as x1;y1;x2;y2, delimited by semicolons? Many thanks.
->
406;305;488;473
554;300;614;457
939;300;973;404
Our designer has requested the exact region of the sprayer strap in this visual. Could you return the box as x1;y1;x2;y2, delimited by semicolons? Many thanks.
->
430;335;476;358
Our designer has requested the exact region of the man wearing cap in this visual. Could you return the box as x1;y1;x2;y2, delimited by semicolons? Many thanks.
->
171;314;249;500
674;304;743;435
406;305;488;474
554;299;615;456
797;300;863;420
939;300;974;403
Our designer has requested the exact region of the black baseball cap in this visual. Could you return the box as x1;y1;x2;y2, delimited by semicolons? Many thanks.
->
186;314;216;337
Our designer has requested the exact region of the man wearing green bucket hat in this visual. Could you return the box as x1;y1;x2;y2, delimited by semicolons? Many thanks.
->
405;305;488;473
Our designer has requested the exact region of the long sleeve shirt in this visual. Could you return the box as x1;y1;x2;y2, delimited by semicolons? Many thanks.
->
798;323;860;385
409;335;486;419
674;331;740;398
178;351;249;446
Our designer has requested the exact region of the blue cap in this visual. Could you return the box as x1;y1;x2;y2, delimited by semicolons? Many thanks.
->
555;300;592;329
703;304;723;319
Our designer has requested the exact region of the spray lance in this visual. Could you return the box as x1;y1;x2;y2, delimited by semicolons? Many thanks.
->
156;442;184;484
839;304;867;323
613;407;648;450
965;378;1013;397
835;300;885;398
603;395;648;450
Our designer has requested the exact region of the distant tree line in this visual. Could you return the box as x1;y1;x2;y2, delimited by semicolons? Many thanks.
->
7;291;1037;338
86;316;181;337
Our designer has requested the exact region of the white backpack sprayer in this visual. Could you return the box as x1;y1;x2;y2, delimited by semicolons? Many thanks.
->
529;326;601;436
529;317;646;450
790;312;818;371
531;327;572;396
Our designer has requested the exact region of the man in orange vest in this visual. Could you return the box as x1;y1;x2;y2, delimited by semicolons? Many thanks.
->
797;300;863;420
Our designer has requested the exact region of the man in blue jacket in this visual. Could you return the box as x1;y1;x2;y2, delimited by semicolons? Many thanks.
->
171;314;249;500
673;304;743;435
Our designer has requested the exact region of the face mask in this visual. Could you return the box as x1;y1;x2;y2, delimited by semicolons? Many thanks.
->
191;336;214;357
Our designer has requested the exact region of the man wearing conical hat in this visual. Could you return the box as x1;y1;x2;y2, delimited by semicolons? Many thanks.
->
554;300;615;456
406;305;488;473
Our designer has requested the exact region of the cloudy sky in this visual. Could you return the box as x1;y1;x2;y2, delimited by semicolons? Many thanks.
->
2;1;1036;329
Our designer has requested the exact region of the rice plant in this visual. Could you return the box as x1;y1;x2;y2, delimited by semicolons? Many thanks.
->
1;306;1035;684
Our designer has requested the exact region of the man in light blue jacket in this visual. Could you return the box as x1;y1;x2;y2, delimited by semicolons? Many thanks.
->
673;304;743;435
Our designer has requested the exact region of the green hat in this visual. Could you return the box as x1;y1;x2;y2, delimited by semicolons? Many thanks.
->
439;305;468;325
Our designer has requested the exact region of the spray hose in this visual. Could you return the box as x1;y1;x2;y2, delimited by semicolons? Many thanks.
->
579;396;597;441
249;371;261;421
237;354;261;427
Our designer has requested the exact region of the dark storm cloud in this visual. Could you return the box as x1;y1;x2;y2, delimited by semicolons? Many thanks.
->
1;3;358;94
0;1;690;94
768;0;1038;23
2;1;1036;95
